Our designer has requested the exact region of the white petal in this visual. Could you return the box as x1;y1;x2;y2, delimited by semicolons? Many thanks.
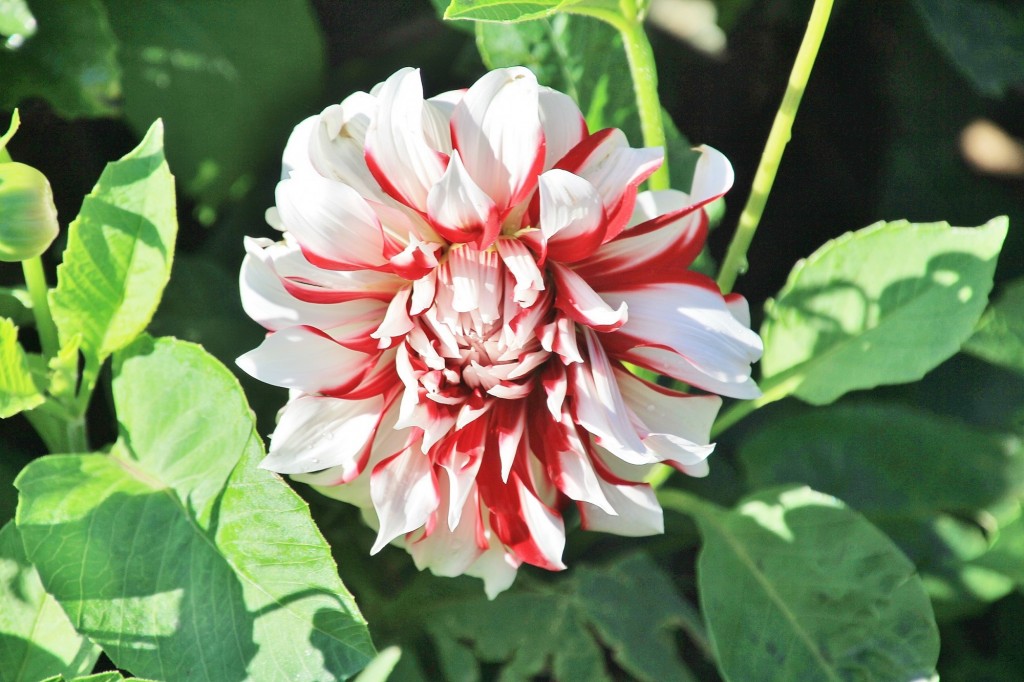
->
553;423;616;514
276;171;388;269
426;150;499;246
408;485;483;578
451;67;543;211
236;326;376;394
309;94;386;200
689;145;734;208
579;481;664;537
538;169;605;260
549;262;627;332
365;67;447;211
465;545;521;600
370;449;440;554
263;394;386;475
495;238;545;307
281;115;318;179
538;87;586;169
565;128;662;212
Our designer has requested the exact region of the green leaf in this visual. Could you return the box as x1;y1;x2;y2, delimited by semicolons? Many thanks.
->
15;337;375;681
912;0;1024;98
0;317;42;418
760;217;1007;405
0;521;99;682
0;0;35;43
445;0;618;23
50;120;176;365
0;0;120;117
100;0;325;221
41;674;159;682
694;486;939;682
965;276;1024;375
0;287;32;327
353;646;402;682
0;109;19;154
739;403;1024;615
418;553;699;681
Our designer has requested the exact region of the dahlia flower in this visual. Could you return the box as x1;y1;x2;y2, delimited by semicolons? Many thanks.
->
238;66;762;597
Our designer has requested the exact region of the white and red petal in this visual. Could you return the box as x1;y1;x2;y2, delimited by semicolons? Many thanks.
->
236;325;378;395
369;447;440;554
549;262;627;332
538;87;587;169
427;150;501;248
600;281;763;398
365;68;448;211
308;94;388;201
276;171;390;270
450;67;545;214
578;480;664;537
535;169;606;263
495;238;545;307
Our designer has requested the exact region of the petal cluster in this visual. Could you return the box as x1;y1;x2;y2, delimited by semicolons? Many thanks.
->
238;67;762;597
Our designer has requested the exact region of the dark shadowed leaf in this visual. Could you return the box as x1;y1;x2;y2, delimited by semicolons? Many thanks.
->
965;276;1024;376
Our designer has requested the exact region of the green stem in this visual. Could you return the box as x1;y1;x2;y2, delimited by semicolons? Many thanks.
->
571;1;670;190
717;0;834;294
21;256;59;360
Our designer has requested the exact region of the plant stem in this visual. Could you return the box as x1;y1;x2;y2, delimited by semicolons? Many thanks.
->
716;0;835;294
21;255;59;360
572;1;670;190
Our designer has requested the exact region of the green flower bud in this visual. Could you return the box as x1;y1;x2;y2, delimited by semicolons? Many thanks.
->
0;162;59;262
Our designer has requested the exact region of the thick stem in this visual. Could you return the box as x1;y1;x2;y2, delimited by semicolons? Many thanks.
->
21;256;59;360
716;0;835;294
571;2;670;190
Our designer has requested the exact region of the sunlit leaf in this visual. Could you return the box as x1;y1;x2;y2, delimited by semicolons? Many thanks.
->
0;0;120;117
0;318;42;418
740;403;1024;616
101;0;325;221
16;337;375;681
0;521;99;682
691;486;939;681
760;217;1007;405
0;0;35;43
965;276;1024;376
445;0;619;23
50;120;176;365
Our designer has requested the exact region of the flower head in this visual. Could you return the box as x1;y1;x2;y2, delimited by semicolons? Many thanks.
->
238;67;762;597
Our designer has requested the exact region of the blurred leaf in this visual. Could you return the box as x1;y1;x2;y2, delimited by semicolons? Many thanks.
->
965;276;1024;375
912;0;1024;98
0;0;35;42
417;553;700;681
0;289;31;327
0;109;19;153
709;0;756;32
739;403;1024;616
15;337;375;681
694;486;939;681
0;318;42;418
50;120;176;365
41;674;158;682
0;521;100;682
100;0;325;221
0;0;120;117
445;0;619;22
760;218;1007;405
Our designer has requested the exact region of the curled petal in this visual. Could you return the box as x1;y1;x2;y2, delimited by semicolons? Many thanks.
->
370;449;440;554
309;94;387;200
427;150;500;248
535;169;606;263
451;67;545;213
549;262;627;332
538;87;587;169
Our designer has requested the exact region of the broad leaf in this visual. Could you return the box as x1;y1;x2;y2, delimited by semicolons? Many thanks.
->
0;522;99;682
41;674;158;682
740;403;1024;615
101;0;325;221
0;318;42;418
0;0;120;117
965;276;1024;375
16;337;375;681
693;486;939;681
912;0;1024;98
760;217;1007;405
50;121;176;365
415;553;700;681
445;0;618;23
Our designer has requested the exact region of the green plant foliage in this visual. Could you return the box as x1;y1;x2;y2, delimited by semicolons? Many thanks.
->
41;674;158;682
0;521;100;682
760;218;1007;405
0;318;41;418
965;276;1024;376
912;0;1024;98
0;0;35;42
692;486;939;681
15;337;375;681
445;0;618;23
411;553;700;681
100;0;325;221
0;0;121;117
352;646;402;682
739;403;1024;615
50;120;176;365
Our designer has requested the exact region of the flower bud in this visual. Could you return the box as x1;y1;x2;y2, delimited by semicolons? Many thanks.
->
0;162;59;262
